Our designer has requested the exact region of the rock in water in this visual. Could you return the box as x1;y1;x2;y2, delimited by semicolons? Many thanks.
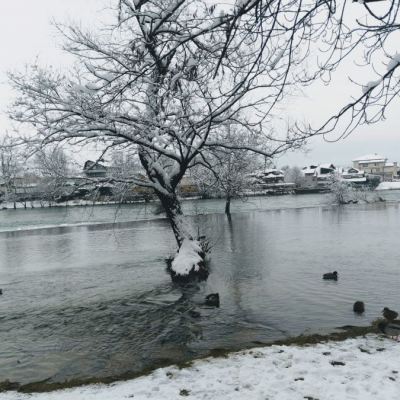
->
353;301;365;314
205;293;220;307
378;321;400;340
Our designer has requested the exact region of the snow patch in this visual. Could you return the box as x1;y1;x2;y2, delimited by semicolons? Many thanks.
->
3;335;400;400
376;181;400;191
171;239;203;275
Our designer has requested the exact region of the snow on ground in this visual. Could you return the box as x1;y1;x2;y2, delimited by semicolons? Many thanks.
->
376;181;400;191
2;335;400;400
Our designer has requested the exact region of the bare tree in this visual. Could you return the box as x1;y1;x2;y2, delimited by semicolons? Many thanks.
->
192;126;259;215
296;0;400;138
0;136;22;209
8;0;354;278
35;147;70;206
284;166;307;188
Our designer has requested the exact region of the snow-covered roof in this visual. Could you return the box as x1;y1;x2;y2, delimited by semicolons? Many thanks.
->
352;154;386;163
302;165;318;175
250;169;284;177
302;165;317;170
384;162;397;167
318;163;335;170
314;164;335;177
264;168;284;176
342;167;364;175
83;160;108;171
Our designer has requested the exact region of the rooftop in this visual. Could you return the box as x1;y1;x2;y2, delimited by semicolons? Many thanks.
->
352;153;386;163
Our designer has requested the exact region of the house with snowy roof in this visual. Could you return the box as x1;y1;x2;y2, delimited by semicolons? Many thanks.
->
314;163;336;180
301;163;336;182
352;154;398;180
301;165;318;178
83;160;108;178
341;167;367;184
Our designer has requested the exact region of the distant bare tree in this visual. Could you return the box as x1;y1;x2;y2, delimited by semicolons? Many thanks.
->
192;126;259;215
284;166;306;188
35;147;70;206
0;136;22;209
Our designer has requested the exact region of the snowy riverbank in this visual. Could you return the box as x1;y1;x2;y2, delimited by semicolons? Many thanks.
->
2;334;399;400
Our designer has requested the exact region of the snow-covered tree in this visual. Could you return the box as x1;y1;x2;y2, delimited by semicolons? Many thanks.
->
284;166;306;188
35;147;70;206
329;174;354;205
0;136;22;208
302;1;400;137
8;0;349;279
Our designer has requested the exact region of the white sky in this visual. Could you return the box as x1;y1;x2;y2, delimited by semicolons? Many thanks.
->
0;0;398;168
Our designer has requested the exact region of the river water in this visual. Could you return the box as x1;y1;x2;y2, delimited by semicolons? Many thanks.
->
0;191;400;385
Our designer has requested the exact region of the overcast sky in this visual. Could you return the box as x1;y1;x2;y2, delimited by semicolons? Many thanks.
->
0;0;398;168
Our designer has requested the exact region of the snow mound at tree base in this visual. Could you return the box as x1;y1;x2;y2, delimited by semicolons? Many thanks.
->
166;239;209;283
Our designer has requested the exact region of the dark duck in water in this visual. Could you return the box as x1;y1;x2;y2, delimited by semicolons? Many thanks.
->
382;307;398;321
323;271;338;281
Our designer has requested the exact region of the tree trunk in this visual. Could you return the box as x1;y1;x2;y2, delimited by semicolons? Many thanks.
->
225;196;231;215
156;189;191;246
155;187;209;282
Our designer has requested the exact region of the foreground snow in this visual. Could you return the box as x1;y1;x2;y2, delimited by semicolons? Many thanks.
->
3;335;400;400
376;181;400;190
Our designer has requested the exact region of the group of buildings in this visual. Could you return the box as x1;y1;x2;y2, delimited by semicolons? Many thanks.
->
248;153;400;194
299;153;399;190
1;153;399;204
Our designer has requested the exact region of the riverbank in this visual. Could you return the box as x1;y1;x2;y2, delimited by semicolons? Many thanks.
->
1;333;398;400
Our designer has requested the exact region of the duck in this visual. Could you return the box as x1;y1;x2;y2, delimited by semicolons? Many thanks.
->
205;293;220;307
323;271;338;281
382;307;398;321
378;321;400;341
353;301;365;314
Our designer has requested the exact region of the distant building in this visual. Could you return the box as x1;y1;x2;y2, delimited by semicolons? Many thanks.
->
341;167;367;184
314;163;336;181
301;163;335;182
301;165;318;179
249;169;285;184
342;167;364;179
352;154;398;180
259;169;285;183
83;160;108;178
247;169;293;194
